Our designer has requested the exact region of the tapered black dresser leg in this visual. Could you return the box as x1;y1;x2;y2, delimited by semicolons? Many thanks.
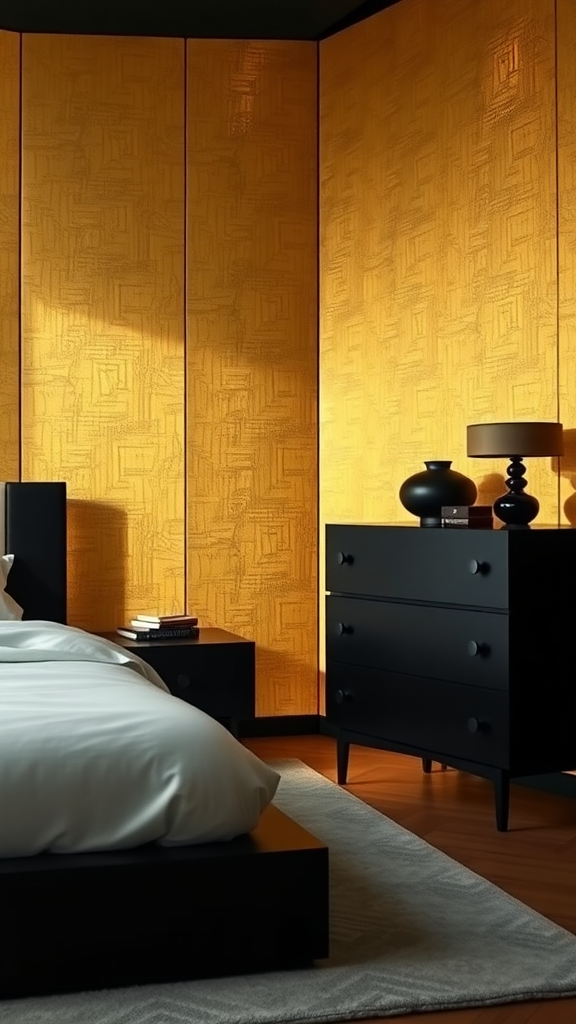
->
336;735;350;784
494;771;510;832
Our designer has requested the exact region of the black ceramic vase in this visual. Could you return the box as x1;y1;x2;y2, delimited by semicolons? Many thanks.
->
399;460;478;527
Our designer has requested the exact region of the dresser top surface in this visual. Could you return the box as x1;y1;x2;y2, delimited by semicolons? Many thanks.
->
326;522;575;532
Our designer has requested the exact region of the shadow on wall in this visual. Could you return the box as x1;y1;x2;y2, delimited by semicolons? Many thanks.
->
67;500;127;632
475;472;507;509
560;428;576;525
475;432;575;524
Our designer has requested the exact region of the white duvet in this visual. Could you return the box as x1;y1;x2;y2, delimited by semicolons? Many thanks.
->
0;621;280;858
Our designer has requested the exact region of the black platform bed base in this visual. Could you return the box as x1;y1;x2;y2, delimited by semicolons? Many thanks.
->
0;482;329;999
1;804;329;999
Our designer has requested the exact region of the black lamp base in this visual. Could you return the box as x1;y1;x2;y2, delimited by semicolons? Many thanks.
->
493;456;540;527
493;491;539;527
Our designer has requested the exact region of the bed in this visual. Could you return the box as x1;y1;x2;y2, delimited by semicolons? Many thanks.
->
0;482;329;999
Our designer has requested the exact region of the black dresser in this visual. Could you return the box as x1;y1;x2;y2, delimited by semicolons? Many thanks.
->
325;523;576;830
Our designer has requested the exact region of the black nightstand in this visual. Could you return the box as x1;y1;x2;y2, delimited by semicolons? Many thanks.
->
98;627;255;737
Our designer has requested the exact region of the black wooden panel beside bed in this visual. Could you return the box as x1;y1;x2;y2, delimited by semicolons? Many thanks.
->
0;481;329;999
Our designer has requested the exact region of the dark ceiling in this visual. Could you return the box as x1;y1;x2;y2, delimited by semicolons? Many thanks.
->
0;0;401;40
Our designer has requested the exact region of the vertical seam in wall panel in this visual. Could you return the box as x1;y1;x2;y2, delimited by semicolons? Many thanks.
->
184;38;189;607
316;38;321;715
18;31;23;483
554;0;561;523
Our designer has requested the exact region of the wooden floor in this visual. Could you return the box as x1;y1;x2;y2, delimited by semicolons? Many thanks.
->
244;734;576;1024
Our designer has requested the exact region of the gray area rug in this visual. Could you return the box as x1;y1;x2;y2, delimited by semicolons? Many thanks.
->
4;758;576;1023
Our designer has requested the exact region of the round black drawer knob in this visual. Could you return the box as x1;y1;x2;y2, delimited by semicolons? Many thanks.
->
336;622;354;635
467;640;488;657
337;551;354;565
468;559;488;575
176;674;191;689
335;689;354;704
467;717;487;734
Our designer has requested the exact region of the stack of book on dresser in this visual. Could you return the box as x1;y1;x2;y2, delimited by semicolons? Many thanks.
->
116;614;199;641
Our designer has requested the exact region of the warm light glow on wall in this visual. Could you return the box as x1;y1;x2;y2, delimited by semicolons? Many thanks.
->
21;35;186;630
13;33;318;716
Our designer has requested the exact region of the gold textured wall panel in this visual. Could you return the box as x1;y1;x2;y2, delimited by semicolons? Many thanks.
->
21;35;186;630
0;30;21;481
187;40;318;716
320;0;558;680
558;0;576;524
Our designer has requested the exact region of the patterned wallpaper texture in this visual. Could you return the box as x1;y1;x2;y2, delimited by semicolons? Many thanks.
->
2;0;574;715
20;35;187;629
320;0;558;532
558;0;576;525
319;0;562;683
186;41;318;716
0;30;21;481
15;34;318;715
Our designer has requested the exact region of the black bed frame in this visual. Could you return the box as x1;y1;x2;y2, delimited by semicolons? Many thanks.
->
0;482;329;999
2;481;67;624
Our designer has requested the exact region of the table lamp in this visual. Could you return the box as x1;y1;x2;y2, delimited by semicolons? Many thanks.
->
466;421;564;526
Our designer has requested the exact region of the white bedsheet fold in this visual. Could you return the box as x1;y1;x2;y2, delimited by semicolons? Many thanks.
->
0;620;168;684
0;621;279;857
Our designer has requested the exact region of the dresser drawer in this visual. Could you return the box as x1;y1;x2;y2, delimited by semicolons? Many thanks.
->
326;662;509;767
326;524;509;608
326;596;509;690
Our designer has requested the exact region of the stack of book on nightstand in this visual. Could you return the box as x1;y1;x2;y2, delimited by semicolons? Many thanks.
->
116;614;199;641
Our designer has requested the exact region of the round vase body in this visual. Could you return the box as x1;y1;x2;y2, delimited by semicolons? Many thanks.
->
399;460;478;527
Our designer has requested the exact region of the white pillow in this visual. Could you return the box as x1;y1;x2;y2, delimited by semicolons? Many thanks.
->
0;554;24;621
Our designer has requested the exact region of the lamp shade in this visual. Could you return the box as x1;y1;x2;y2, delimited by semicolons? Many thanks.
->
467;421;564;458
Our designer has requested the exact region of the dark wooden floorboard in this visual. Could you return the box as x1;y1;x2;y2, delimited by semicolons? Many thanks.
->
244;735;576;1024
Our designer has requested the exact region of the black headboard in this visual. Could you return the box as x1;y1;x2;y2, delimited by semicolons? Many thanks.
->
2;482;67;623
